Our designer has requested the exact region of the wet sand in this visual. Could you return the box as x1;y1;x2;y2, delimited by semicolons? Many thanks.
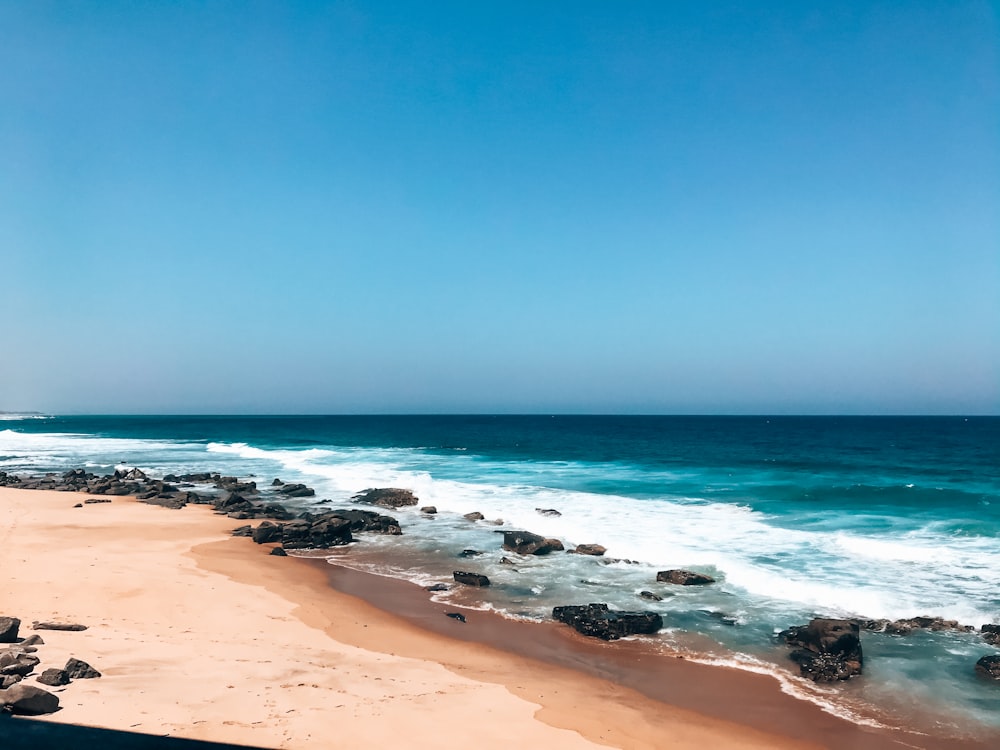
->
0;487;991;749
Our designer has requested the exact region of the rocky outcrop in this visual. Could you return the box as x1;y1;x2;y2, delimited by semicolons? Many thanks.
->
463;512;485;521
975;655;1000;679
269;547;288;556
64;657;101;679
552;603;663;641
36;668;70;687
861;616;974;635
352;488;416;508
780;618;863;682
327;508;401;535
502;530;563;556
0;682;60;715
0;653;40;677
982;624;1000;645
252;521;283;544
278;483;315;498
656;570;715;586
453;571;490;587
0;617;19;643
573;544;607;556
280;515;353;550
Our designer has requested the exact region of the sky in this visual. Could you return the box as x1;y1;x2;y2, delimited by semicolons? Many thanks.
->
1;1;998;415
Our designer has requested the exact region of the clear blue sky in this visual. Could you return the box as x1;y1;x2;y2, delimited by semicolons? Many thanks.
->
1;1;997;414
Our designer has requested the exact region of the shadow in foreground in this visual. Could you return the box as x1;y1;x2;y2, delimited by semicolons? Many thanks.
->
0;714;272;750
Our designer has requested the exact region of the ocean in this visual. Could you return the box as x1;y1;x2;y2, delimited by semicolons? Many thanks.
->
2;414;998;738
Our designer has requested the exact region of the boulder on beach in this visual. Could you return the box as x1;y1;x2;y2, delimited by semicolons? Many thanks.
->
352;488;416;508
780;618;863;682
552;603;663;641
252;521;283;544
0;617;20;643
0;682;60;715
502;530;563;556
36;668;70;687
574;544;607;556
64;657;101;679
269;547;288;556
279;483;316;498
975;655;1000;680
656;569;715;586
328;508;402;535
0;654;40;677
453;571;491;587
32;621;87;632
280;515;353;550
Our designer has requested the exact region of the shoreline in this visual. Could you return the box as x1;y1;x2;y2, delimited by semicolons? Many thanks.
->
0;486;994;749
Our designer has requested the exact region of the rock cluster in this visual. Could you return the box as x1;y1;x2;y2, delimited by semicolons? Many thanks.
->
352;488;418;508
780;618;863;682
861;616;974;635
552;603;663;641
502;530;564;556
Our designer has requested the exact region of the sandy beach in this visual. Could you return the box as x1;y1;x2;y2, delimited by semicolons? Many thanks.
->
0;486;986;749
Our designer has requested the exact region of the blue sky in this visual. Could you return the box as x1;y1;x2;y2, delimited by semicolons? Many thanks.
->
1;1;997;414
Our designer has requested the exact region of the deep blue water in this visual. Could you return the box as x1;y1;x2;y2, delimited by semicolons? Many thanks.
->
2;414;998;736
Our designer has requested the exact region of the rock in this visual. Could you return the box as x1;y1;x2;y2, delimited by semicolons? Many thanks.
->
327;508;402;535
0;653;39;677
552;603;663;641
0;617;19;643
252;521;283;544
982;624;1000;645
459;549;484;558
64;658;101;679
502;530;562;556
780;618;863;682
1;675;22;689
231;525;253;537
420;506;437;514
269;547;288;557
426;584;449;592
639;591;663;601
272;478;284;486
453;571;491;587
19;635;43;647
0;682;60;715
656;570;715;586
259;503;295;521
73;503;82;508
36;669;70;687
975;655;1000;679
574;544;607;556
463;512;485;521
445;612;466;623
352;488;416;508
535;508;561;517
279;483;316;498
32;621;87;632
280;514;353;550
499;557;516;566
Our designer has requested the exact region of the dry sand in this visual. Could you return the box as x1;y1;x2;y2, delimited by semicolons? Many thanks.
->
0;487;953;749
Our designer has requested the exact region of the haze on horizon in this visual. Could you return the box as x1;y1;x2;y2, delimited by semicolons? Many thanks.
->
2;2;998;416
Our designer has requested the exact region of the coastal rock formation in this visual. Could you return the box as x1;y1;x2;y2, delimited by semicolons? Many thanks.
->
573;544;607;556
639;591;663;601
32;621;87;632
975;655;1000;679
0;617;19;643
0;682;60;715
252;521;283;544
552;603;663;641
1;675;22;689
502;530;563;556
280;515;353;550
426;584;449;592
656;570;715;586
278;483;315;498
463;512;485;521
64;657;101;679
535;508;561;517
420;506;437;514
781;618;863;682
269;547;287;556
353;488;416;508
981;624;1000;645
453;571;490;587
328;508;402;535
861;616;974;635
36;668;70;687
0;653;40;677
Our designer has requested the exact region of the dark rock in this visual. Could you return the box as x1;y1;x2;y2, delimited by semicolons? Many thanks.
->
502;530;562;556
975;655;1000;679
352;488;416;508
139;495;187;510
420;506;437;514
272;478;284;486
231;525;253;537
73;503;82;508
574;544;607;556
252;521;283;544
84;498;112;504
1;675;21;689
445;612;466;623
0;683;60;715
0;617;19;643
459;549;484;558
780;619;863;682
215;492;250;511
639;591;663;601
281;515;353;550
0;653;39;677
32;622;87;632
656;569;716;586
279;483;315;498
19;635;43;647
327;508;402;535
499;557;516;566
259;503;295;521
463;512;485;521
982;624;1000;645
270;547;288;556
36;669;70;687
552;603;663;641
453;571;490;587
426;584;449;592
64;658;101;679
162;474;180;483
535;507;561;517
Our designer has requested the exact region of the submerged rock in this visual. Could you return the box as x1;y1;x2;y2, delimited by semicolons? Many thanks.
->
574;544;607;556
453;571;490;587
352;488;416;508
502;530;563;556
463;512;485;521
552;603;663;641
656;569;715;586
780;618;863;682
975;655;1000;680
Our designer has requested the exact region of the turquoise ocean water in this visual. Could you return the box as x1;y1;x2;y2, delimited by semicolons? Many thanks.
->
1;415;998;737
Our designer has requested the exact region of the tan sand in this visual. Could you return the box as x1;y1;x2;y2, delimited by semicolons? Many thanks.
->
0;487;927;749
